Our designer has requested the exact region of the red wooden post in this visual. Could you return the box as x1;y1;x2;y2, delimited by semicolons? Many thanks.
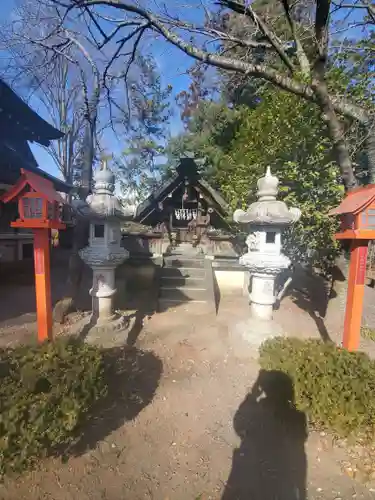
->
343;241;368;351
33;229;52;342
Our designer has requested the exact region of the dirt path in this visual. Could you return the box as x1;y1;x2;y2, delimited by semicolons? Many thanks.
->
1;296;374;499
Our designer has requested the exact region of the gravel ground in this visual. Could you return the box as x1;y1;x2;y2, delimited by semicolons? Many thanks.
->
0;291;375;499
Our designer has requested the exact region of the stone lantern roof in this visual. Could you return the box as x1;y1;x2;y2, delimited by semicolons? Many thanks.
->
233;167;301;226
76;160;133;220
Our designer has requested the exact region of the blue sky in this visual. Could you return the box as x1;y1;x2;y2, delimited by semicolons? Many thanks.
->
0;0;196;180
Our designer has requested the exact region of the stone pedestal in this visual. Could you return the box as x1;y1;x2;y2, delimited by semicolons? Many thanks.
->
231;316;284;350
240;251;291;322
91;268;117;323
79;246;129;327
65;311;136;348
250;273;277;320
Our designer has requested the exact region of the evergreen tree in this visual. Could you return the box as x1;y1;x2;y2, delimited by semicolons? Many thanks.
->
114;55;172;205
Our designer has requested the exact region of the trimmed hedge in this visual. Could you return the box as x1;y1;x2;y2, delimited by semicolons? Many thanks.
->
259;337;375;439
0;338;105;475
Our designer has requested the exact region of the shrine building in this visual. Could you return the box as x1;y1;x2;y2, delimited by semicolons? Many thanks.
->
119;157;247;308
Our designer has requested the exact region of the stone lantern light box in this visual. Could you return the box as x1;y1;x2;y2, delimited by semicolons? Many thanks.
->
90;217;121;247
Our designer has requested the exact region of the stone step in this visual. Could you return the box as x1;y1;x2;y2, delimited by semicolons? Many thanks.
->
161;266;206;279
163;257;205;269
158;298;208;311
159;286;207;301
168;244;202;258
160;275;206;288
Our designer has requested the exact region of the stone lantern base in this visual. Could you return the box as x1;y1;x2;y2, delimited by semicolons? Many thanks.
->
231;316;284;350
90;267;119;324
68;311;136;349
249;272;278;320
84;314;136;348
78;245;129;342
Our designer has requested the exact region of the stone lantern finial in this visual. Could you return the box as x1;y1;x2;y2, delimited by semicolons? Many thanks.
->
95;159;115;195
233;165;300;226
257;166;279;201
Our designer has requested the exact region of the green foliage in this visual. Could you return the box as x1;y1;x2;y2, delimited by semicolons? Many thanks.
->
166;100;243;177
259;337;375;439
168;89;343;273
0;338;105;476
114;54;172;204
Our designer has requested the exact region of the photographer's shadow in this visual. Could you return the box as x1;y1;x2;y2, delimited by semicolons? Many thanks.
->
222;370;308;500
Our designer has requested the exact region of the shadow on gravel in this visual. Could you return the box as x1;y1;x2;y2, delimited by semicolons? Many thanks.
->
222;369;307;500
66;346;163;457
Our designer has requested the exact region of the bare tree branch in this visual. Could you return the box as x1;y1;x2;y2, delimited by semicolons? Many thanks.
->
42;0;374;191
315;0;330;63
332;1;375;23
218;0;296;72
280;0;311;76
48;0;371;126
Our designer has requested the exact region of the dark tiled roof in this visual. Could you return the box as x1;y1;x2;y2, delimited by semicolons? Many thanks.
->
0;79;70;193
0;139;71;193
135;173;179;219
0;79;64;146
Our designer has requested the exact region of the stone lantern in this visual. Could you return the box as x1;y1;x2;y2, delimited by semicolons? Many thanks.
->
234;167;301;323
79;160;130;329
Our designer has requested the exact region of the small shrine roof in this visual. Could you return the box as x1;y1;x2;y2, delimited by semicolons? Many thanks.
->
329;185;375;216
135;157;229;221
1;168;65;204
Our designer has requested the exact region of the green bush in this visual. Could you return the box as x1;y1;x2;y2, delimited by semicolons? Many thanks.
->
259;337;375;439
0;338;105;475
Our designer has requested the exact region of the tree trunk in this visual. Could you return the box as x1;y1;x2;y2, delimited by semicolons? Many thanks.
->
312;72;357;191
53;217;89;323
53;91;99;324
